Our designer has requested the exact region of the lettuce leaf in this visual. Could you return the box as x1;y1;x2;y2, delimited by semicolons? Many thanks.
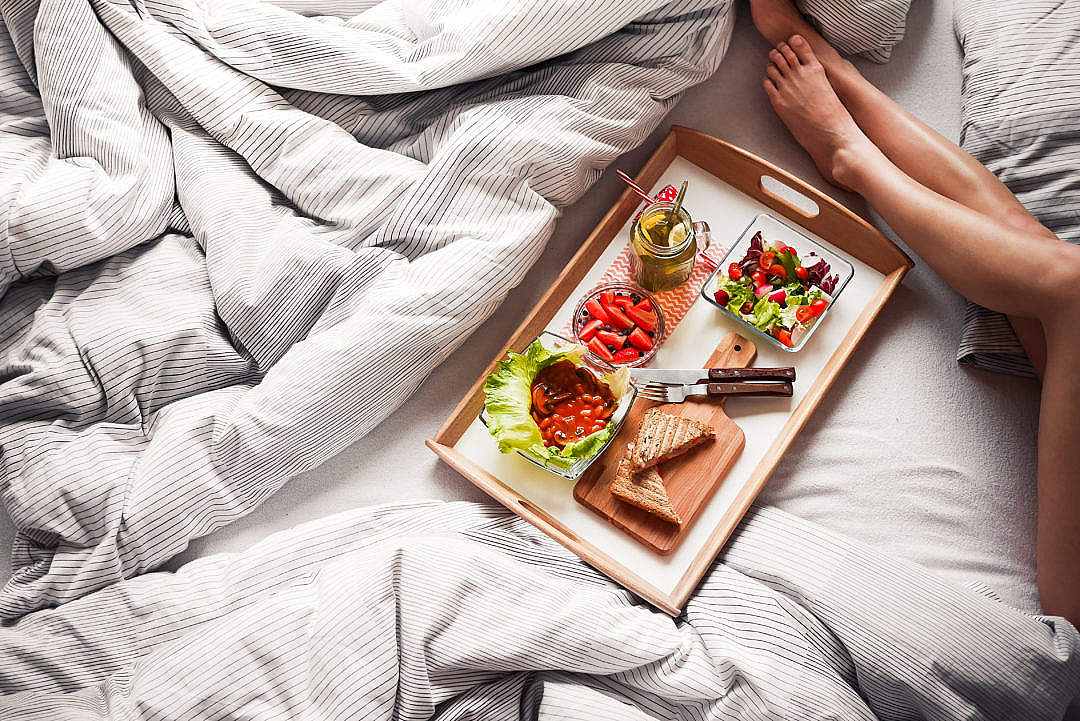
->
719;277;756;315
750;298;783;331
482;341;626;468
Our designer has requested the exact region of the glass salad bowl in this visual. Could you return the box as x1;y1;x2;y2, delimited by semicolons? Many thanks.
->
700;213;854;352
479;330;639;480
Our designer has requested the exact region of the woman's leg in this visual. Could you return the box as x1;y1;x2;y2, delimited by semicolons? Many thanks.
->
760;33;1080;625
749;0;1051;374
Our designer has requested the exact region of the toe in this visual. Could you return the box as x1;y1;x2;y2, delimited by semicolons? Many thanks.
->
766;63;784;85
762;77;779;99
769;48;788;71
789;34;817;65
777;41;799;67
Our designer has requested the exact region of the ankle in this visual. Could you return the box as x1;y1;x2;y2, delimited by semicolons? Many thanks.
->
829;140;877;191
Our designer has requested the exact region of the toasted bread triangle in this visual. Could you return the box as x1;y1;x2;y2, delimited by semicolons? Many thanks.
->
610;444;681;525
629;408;715;471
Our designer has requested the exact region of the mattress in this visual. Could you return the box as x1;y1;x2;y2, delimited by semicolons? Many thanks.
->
0;0;1041;614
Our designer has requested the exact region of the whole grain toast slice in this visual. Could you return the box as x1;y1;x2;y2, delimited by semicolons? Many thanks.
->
629;408;715;471
610;444;681;525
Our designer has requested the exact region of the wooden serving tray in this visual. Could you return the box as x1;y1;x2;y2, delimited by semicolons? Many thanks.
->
428;126;913;616
574;333;755;554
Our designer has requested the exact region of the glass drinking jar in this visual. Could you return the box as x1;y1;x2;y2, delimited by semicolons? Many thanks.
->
628;201;711;292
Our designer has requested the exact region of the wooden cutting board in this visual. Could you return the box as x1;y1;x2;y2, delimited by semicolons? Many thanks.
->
573;333;755;554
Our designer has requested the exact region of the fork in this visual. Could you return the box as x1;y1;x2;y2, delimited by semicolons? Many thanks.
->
638;381;793;403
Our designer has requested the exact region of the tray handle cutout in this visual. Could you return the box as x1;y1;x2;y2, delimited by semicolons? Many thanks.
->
759;175;820;218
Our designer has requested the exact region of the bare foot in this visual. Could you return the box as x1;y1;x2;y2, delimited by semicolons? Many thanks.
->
749;0;860;92
762;36;878;189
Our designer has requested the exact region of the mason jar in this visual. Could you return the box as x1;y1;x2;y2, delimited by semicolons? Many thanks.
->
628;200;711;292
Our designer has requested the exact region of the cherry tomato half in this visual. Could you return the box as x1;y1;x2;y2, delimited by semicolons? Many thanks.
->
728;263;743;281
759;251;776;269
768;264;787;281
751;270;768;286
810;298;829;317
772;327;793;348
795;266;809;282
795;305;814;324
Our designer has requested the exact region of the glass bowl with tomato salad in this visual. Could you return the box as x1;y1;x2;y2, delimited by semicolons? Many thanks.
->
700;213;853;353
572;282;665;368
478;331;639;480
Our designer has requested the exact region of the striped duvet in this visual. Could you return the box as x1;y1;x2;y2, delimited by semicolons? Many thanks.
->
0;0;733;617
0;501;1076;718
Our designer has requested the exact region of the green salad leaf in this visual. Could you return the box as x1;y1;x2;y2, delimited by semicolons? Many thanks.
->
719;277;756;315
751;297;783;331
482;340;628;469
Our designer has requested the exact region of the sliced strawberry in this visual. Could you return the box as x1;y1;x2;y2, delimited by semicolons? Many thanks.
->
585;299;611;325
587;337;615;362
605;306;634;331
578;318;603;342
624;304;657;331
628;327;654;352
596;330;624;349
634;297;653;312
613;296;635;312
600;290;615;306
612;347;640;363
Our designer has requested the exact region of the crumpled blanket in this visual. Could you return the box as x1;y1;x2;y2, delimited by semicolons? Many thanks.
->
0;501;1076;719
0;0;734;618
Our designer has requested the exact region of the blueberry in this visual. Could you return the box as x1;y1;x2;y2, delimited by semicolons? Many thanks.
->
603;325;612;331
630;294;642;303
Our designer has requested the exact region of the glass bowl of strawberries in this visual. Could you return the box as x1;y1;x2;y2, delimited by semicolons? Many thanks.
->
572;282;664;367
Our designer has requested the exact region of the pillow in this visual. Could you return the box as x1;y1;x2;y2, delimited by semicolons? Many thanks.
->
795;0;913;63
954;0;1080;378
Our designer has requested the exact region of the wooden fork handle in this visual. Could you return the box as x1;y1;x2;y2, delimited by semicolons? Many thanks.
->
706;381;793;397
708;367;795;382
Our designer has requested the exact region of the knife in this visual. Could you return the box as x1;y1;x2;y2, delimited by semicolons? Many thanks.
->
630;367;796;385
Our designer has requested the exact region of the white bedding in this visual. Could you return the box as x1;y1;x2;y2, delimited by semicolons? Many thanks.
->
143;0;1042;615
0;0;1041;617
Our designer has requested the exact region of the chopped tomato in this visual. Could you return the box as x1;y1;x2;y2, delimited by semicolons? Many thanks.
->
728;263;743;281
810;298;829;317
600;290;615;306
579;318;603;342
759;251;776;269
634;297;653;312
612;347;640;363
772;327;793;348
587;337;615;362
596;330;624;349
627;328;654;352
613;296;635;311
585;299;611;325
751;270;768;286
772;244;788;255
784;246;798;257
795;306;814;324
795;266;809;282
768;264;787;281
625;304;657;331
606;306;635;331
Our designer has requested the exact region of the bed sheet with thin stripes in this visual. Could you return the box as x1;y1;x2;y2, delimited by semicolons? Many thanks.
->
0;501;1076;719
0;0;733;617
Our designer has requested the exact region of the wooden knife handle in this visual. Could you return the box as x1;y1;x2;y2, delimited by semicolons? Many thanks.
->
706;381;794;397
707;367;796;382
